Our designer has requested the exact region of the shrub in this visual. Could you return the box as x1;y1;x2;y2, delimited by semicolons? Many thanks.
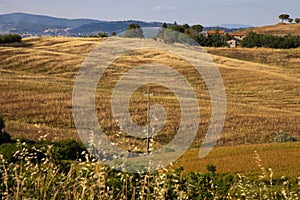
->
97;32;108;37
0;115;4;131
0;143;18;162
274;130;298;143
0;142;299;199
0;115;12;145
0;34;22;44
0;132;11;145
206;164;217;174
52;139;86;160
241;32;300;49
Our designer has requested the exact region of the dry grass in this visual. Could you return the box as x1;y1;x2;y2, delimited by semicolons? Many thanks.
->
175;142;300;177
0;37;103;140
2;141;298;199
206;47;300;77
0;36;299;151
0;37;101;79
233;23;300;36
94;47;211;152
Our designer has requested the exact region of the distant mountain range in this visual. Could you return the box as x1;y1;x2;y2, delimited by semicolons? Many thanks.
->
214;24;254;29
0;13;252;37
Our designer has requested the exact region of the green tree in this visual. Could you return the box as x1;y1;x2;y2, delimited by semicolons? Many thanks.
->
206;164;217;174
0;34;22;44
97;32;108;37
162;22;168;29
111;32;117;36
288;18;293;23
241;32;261;48
168;23;184;33
211;33;226;47
182;23;190;34
163;29;179;43
295;18;300;24
190;24;203;35
279;14;290;23
124;23;144;38
241;32;300;49
0;115;4;132
0;115;11;144
156;22;208;46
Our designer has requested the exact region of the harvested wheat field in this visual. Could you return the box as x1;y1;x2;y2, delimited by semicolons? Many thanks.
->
232;23;300;36
0;37;299;175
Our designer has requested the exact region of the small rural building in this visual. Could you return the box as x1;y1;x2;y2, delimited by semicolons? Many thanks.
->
229;33;246;41
226;39;237;48
156;38;164;42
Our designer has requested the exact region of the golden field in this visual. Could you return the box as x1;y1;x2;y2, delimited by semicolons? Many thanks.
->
0;37;299;175
175;142;300;178
232;23;300;36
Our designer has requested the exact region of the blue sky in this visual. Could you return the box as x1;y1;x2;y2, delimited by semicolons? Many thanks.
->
1;0;300;26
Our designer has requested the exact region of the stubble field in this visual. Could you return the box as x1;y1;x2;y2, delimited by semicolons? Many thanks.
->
0;37;299;176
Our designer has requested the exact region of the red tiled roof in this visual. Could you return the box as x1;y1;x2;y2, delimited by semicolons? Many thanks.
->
229;33;245;36
206;30;225;35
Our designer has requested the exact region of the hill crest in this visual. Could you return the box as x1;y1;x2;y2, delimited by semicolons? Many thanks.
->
232;23;300;36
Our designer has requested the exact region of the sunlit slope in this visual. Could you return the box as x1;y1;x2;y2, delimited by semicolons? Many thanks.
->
0;37;299;147
232;23;300;36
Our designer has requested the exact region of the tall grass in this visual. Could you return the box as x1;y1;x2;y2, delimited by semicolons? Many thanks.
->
0;140;299;199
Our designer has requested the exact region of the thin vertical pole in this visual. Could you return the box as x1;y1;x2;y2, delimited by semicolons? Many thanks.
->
146;85;151;155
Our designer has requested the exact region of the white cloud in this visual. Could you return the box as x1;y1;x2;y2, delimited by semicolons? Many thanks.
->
165;6;178;11
152;6;162;12
152;5;178;12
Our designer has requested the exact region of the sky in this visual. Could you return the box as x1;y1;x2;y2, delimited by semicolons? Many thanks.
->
1;0;300;26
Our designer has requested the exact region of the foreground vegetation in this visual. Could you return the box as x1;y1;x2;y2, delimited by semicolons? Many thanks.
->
0;140;299;199
1;115;300;198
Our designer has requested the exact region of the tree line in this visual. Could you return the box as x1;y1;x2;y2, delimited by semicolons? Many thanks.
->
0;34;22;44
124;20;300;49
278;14;300;24
156;22;232;47
121;22;233;47
241;32;300;49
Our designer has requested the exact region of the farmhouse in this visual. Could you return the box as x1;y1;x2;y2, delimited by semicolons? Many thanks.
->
205;30;225;36
229;33;246;41
226;39;237;48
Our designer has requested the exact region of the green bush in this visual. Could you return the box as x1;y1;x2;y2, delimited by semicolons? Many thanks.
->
274;131;298;142
0;132;11;145
0;115;12;145
0;34;22;44
52;139;86;161
156;22;231;47
241;32;300;49
0;141;299;199
0;137;86;164
0;143;19;162
97;32;108;37
124;23;144;38
0;115;4;131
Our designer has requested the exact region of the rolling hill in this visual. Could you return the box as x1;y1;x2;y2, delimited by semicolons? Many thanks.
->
0;37;299;143
0;13;165;36
232;23;300;36
0;13;250;37
0;37;299;176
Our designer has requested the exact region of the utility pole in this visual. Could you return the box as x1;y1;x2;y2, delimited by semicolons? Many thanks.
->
145;85;153;155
